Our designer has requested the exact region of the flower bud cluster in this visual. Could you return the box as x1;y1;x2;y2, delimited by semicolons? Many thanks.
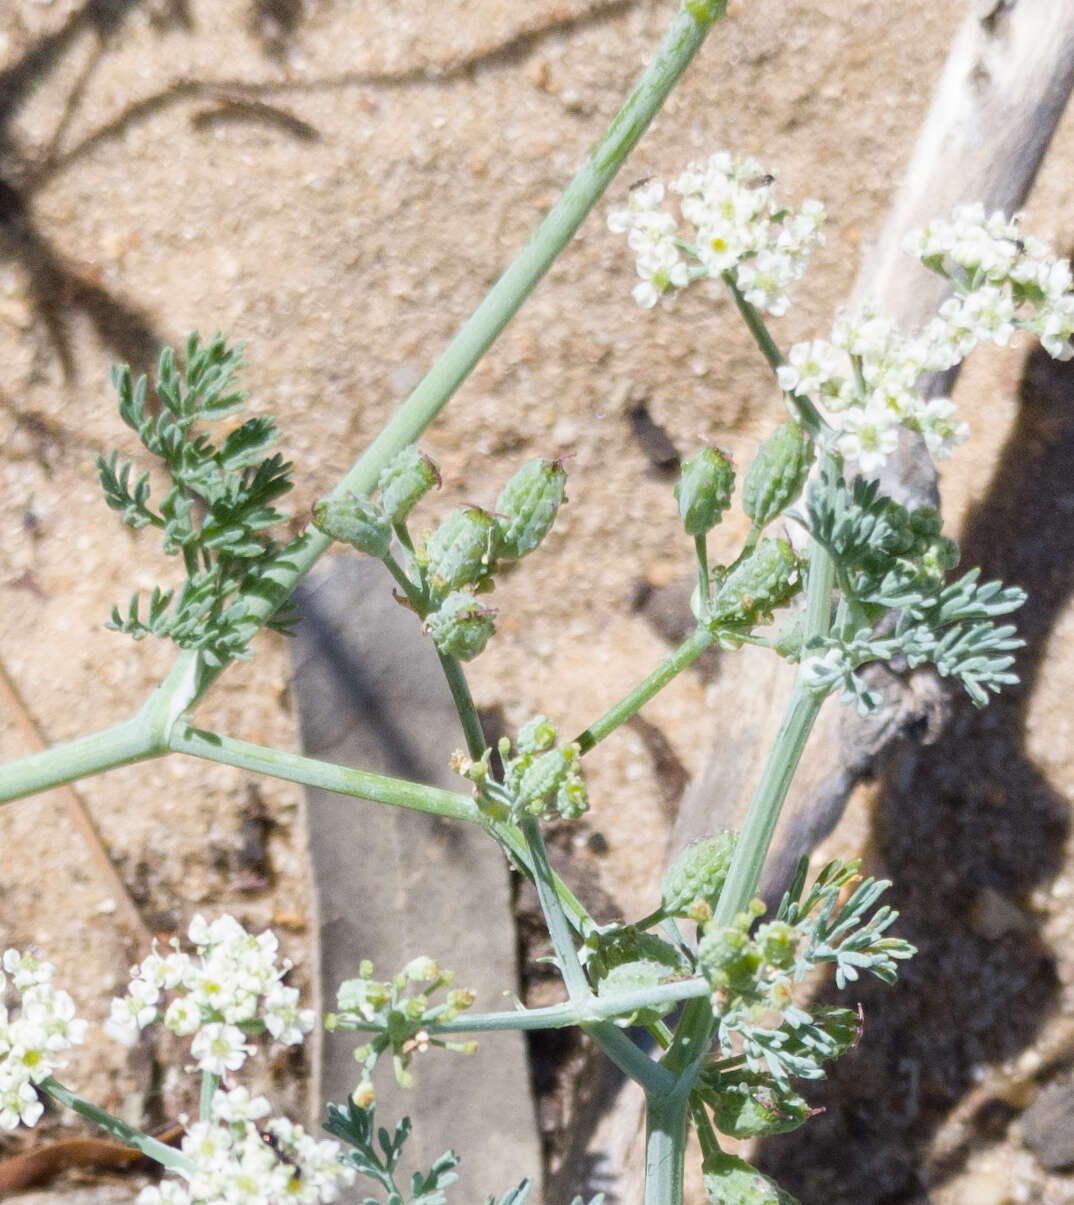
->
481;715;589;821
327;957;476;1104
0;949;87;1130
104;914;313;1074
607;153;825;311
137;1085;356;1205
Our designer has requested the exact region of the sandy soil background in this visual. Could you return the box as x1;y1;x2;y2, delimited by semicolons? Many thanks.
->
3;0;1074;1201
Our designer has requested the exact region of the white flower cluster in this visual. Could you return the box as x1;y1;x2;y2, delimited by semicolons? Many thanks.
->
780;205;1074;474
0;948;87;1129
137;1085;356;1205
607;152;825;311
777;304;971;473
105;915;313;1073
905;203;1074;362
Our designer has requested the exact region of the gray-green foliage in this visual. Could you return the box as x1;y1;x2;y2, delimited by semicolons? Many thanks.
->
97;333;294;666
800;471;1025;710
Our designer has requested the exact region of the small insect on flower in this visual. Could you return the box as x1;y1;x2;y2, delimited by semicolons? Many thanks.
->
259;1129;302;1181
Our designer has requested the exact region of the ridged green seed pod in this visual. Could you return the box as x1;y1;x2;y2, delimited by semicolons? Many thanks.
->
493;458;567;560
702;1153;800;1205
742;421;813;528
377;445;441;525
424;590;496;661
708;1071;812;1139
555;777;588;821
312;492;392;559
710;539;798;627
517;747;574;813
697;925;762;996
590;928;682;977
425;507;498;597
675;446;736;536
660;831;737;917
516;714;557;755
594;959;677;1027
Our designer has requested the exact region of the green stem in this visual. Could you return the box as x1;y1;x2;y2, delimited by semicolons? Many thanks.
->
381;550;427;613
720;271;828;440
520;817;589;1000
574;625;714;754
0;715;154;803
694;532;710;606
40;1077;194;1176
169;725;483;824
341;976;710;1033
199;1070;218;1121
491;818;597;939
644;1087;690;1205
436;652;487;761
690;1098;722;1165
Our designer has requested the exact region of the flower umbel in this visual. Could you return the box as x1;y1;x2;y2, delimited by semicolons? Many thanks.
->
0;949;87;1130
104;915;313;1073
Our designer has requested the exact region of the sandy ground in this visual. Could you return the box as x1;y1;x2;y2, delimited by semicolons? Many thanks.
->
3;0;1074;1201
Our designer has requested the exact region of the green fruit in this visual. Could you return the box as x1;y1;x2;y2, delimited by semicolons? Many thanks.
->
675;446;735;536
424;590;496;660
591;930;684;1025
710;538;798;627
516;714;557;755
377;445;440;524
493;458;567;560
660;832;737;917
702;1154;801;1205
697;925;761;996
312;492;391;559
708;1071;812;1139
742;421;813;528
425;507;497;597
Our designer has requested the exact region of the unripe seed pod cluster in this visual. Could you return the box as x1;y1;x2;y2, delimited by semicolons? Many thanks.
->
499;715;589;820
314;449;567;666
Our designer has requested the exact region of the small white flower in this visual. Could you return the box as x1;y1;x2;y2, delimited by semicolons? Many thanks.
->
832;404;901;474
190;1022;254;1075
211;1085;272;1126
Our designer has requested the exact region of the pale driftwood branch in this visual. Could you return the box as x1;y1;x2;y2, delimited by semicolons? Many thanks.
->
587;2;1074;1198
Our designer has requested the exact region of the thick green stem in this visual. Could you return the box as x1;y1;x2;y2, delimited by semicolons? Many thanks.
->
645;1087;690;1205
0;715;154;803
41;1077;194;1176
199;1070;219;1121
344;976;709;1034
574;625;714;754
